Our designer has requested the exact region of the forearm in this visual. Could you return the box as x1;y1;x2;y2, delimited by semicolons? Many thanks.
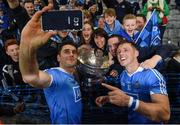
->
150;54;162;65
19;41;40;86
136;100;170;122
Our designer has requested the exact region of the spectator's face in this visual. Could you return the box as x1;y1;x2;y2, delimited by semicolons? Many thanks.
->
24;2;35;17
82;23;93;43
98;17;105;29
117;43;138;67
94;35;106;49
123;19;137;37
57;45;77;68
108;37;119;57
58;31;69;38
136;16;146;31
6;44;19;62
89;4;97;14
104;14;116;26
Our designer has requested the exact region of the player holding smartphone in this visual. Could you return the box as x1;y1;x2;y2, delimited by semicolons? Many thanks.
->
19;4;82;124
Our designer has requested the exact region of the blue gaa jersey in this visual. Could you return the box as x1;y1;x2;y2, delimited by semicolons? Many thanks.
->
44;67;82;124
119;67;167;124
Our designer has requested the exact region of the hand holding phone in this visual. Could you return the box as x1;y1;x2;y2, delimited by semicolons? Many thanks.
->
41;10;83;31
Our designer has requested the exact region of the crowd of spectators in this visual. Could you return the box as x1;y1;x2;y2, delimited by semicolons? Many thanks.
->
0;0;179;124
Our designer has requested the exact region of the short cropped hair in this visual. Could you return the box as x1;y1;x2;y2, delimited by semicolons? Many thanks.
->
94;28;108;41
136;14;147;22
104;8;116;17
123;14;136;24
4;39;19;51
118;39;138;51
108;34;124;43
58;41;77;53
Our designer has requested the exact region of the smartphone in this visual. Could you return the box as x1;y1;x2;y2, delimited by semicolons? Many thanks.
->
41;10;83;31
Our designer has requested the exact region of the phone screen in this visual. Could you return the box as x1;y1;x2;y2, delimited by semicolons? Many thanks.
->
41;10;83;31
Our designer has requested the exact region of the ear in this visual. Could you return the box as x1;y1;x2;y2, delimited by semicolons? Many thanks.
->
135;49;139;58
57;54;61;63
6;50;10;56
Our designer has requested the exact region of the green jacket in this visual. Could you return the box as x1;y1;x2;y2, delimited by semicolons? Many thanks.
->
141;0;169;24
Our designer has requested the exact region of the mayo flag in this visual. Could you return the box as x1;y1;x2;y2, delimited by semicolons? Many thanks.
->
136;10;161;47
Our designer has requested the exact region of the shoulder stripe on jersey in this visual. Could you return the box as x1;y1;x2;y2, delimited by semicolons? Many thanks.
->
150;69;167;95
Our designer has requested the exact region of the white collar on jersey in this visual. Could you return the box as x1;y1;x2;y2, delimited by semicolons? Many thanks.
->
57;67;72;75
127;67;144;77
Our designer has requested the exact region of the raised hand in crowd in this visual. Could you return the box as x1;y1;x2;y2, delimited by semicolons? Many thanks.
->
140;55;162;69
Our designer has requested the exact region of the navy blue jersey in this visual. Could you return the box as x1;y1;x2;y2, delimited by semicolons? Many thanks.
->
44;67;82;124
119;67;167;123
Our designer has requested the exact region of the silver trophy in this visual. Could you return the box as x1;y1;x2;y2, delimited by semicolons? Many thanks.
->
77;48;109;87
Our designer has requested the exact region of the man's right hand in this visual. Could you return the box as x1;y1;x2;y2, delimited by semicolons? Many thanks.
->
148;6;153;11
20;4;57;49
95;96;109;107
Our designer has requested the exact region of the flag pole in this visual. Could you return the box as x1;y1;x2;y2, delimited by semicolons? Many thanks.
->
135;9;156;44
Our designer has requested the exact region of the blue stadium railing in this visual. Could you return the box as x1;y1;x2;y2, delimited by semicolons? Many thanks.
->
0;84;50;124
0;73;179;123
164;73;180;123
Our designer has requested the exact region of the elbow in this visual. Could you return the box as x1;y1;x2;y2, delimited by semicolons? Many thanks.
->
151;108;170;122
161;108;170;122
22;75;40;88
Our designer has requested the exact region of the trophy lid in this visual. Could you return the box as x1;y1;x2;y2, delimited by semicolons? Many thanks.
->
78;48;109;69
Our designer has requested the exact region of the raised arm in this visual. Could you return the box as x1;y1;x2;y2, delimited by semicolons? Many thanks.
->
19;4;57;88
140;45;172;69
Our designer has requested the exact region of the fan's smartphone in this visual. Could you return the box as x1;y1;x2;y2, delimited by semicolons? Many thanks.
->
41;10;83;31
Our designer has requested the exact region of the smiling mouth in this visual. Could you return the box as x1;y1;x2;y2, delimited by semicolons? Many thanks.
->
120;57;126;62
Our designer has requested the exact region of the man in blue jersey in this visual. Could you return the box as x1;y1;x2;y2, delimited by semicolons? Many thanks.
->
96;41;170;123
19;4;82;124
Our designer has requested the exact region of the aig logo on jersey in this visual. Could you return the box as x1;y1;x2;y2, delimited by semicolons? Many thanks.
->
73;86;81;102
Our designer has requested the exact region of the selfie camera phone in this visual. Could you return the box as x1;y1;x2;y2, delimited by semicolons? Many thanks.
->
41;10;83;31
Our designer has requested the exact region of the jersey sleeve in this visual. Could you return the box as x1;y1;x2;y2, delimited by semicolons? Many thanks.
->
44;69;63;90
148;69;167;95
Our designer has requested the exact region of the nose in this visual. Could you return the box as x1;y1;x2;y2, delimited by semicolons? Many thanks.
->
117;51;124;57
14;50;18;55
69;51;75;56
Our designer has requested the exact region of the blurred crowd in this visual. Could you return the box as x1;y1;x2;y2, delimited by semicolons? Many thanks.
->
0;0;179;124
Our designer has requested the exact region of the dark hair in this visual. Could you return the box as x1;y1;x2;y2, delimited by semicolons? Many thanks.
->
108;34;124;43
58;41;77;53
80;21;94;45
94;28;108;41
24;0;34;4
136;14;147;22
118;39;138;51
4;39;19;51
104;8;116;17
93;28;108;55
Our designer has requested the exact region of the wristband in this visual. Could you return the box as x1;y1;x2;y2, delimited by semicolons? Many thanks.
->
134;99;139;111
128;97;140;111
128;96;133;108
